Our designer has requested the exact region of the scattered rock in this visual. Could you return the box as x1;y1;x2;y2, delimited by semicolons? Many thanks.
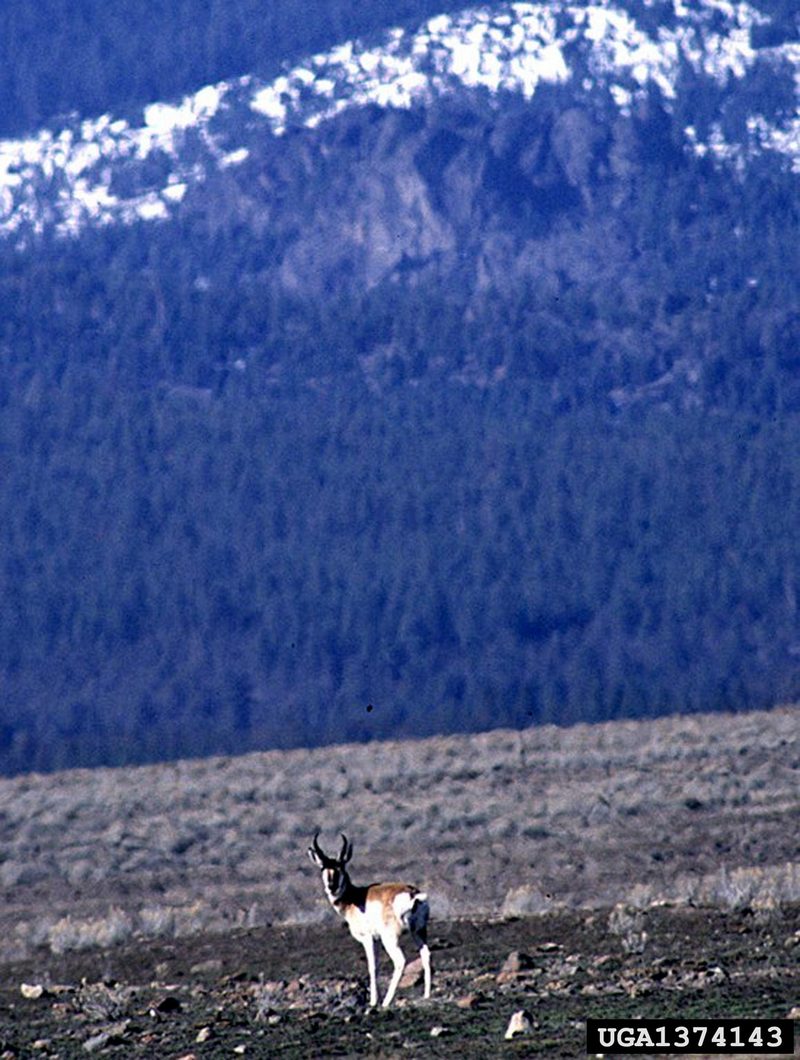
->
399;956;424;989
503;950;535;973
21;982;47;999
497;950;536;983
152;994;183;1014
190;958;224;975
505;1009;536;1039
429;1025;448;1037
195;1026;213;1042
623;976;655;997
456;993;482;1009
678;963;727;989
258;978;286;993
472;972;497;986
787;1006;800;1020
82;1021;129;1053
592;953;615;968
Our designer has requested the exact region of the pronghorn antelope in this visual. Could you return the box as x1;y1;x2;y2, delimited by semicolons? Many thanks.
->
308;832;432;1008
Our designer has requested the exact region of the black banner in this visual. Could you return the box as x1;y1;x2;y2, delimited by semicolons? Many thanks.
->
586;1018;795;1054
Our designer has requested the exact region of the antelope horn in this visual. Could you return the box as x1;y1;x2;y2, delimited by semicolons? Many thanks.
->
340;833;353;864
312;831;327;861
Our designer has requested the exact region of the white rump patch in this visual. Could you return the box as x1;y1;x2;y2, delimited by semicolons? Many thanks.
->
393;890;429;930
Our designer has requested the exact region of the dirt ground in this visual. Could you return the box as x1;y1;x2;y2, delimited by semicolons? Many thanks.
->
2;902;798;1058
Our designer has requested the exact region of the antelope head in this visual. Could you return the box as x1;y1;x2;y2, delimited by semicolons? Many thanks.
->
308;831;353;900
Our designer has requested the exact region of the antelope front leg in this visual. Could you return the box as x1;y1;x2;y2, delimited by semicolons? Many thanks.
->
362;937;379;1008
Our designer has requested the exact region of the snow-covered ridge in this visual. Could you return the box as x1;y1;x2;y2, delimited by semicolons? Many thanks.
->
0;0;796;240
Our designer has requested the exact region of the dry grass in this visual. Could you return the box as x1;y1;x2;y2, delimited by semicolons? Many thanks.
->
0;705;798;960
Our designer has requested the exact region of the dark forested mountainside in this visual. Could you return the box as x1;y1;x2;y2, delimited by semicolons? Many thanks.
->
1;78;799;774
1;0;799;774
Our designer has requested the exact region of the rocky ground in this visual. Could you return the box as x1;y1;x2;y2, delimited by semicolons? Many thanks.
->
2;903;799;1058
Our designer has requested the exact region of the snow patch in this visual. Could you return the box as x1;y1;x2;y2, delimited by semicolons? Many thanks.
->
0;0;796;241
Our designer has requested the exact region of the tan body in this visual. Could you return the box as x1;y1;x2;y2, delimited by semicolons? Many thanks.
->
309;835;432;1008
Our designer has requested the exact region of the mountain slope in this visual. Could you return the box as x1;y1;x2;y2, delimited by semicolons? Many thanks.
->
0;1;799;774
